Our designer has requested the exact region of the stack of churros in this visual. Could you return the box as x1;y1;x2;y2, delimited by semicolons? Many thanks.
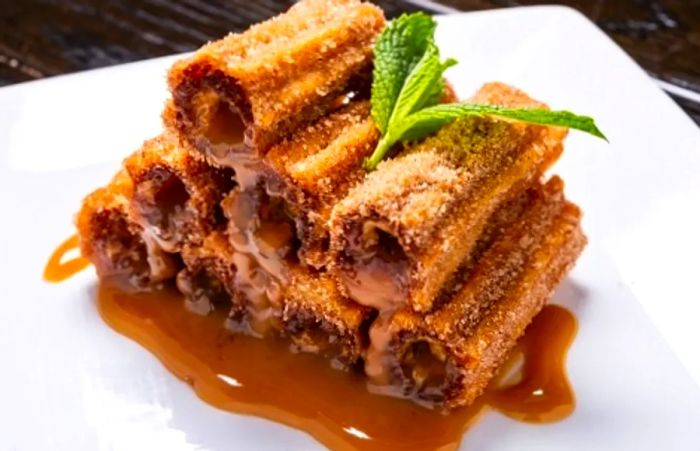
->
76;0;586;409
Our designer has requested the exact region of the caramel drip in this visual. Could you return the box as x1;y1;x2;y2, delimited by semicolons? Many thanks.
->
486;305;576;422
43;235;90;282
97;282;576;450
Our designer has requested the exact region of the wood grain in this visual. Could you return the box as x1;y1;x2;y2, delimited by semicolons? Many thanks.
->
0;0;698;123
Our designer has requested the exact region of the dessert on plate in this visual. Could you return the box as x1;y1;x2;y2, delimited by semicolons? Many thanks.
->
76;0;601;410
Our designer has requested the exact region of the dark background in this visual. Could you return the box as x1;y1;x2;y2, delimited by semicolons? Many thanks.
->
1;0;698;123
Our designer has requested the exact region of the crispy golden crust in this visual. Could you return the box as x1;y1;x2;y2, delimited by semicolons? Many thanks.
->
330;84;566;313
264;100;379;267
365;178;586;408
282;268;374;368
469;82;568;170
166;0;384;162
75;171;179;288
124;134;235;253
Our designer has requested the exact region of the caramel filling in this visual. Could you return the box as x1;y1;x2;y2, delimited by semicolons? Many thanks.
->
141;233;179;283
365;322;458;408
223;188;298;335
341;223;409;311
189;86;257;188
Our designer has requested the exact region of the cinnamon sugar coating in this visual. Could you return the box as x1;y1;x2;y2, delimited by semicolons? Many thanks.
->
264;100;379;267
364;178;586;408
166;0;384;164
330;84;567;313
282;268;374;368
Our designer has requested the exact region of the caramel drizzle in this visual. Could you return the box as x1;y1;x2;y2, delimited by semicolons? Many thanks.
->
43;235;90;282
485;304;576;422
48;239;577;449
97;282;576;450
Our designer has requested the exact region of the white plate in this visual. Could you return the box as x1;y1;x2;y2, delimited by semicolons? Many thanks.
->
1;6;700;450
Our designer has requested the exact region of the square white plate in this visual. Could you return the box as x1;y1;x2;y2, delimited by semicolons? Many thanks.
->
1;6;699;450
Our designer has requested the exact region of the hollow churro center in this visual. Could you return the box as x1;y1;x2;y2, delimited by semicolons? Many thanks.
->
152;170;189;222
204;99;246;146
134;167;190;249
177;268;230;316
341;223;409;311
400;340;452;403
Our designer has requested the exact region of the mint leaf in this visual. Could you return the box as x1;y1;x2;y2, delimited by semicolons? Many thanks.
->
370;13;439;134
366;12;607;170
364;103;607;169
390;42;452;122
367;13;456;169
401;103;607;142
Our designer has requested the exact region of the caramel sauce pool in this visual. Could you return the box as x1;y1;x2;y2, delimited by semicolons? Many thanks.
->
99;283;576;450
43;235;90;282
46;238;577;450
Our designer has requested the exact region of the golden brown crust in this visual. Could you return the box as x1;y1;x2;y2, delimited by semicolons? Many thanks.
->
330;84;566;313
282;267;374;368
469;82;568;171
166;0;385;162
124;134;235;253
264;100;379;267
364;178;587;408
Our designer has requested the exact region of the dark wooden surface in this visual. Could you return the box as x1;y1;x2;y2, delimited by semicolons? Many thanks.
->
1;0;698;123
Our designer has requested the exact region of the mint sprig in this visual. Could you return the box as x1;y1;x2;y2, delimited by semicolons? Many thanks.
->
365;13;607;170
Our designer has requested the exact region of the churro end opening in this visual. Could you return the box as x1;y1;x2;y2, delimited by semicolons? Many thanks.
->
400;340;450;402
204;99;246;146
341;224;409;310
92;213;150;286
137;167;190;235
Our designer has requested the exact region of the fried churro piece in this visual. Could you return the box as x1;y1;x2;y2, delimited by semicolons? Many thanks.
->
364;178;586;409
264;100;379;267
165;0;385;170
470;82;567;170
76;171;179;288
330;83;568;313
125;135;235;253
177;232;237;316
282;268;374;368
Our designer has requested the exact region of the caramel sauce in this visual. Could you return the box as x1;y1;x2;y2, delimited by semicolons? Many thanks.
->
43;235;90;282
97;281;577;450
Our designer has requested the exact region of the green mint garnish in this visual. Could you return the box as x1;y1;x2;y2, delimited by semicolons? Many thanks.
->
365;13;607;170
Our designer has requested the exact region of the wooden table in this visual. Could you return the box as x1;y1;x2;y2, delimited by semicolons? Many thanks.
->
1;0;698;124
